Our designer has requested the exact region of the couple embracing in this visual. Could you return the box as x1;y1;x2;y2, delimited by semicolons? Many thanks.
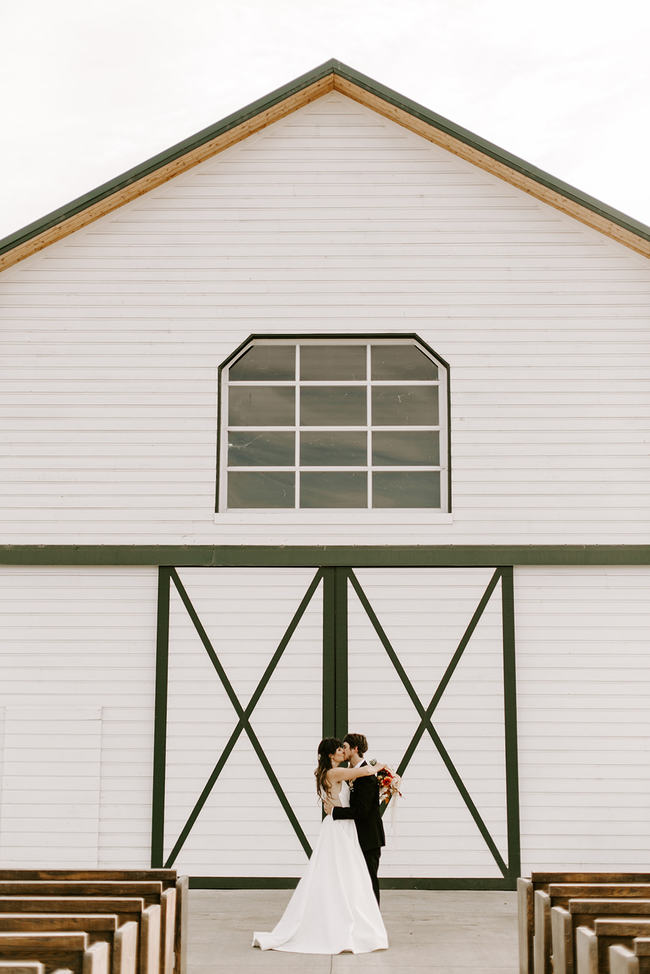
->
252;733;392;954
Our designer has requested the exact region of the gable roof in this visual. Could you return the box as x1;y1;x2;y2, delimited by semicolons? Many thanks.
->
1;57;649;271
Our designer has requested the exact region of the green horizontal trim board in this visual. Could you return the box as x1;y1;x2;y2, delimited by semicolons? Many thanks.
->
189;876;512;890
2;545;650;566
1;57;648;261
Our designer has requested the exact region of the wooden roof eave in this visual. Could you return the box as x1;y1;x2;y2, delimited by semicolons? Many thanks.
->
1;58;649;272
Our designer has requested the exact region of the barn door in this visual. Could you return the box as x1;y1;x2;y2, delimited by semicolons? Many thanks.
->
152;564;519;887
152;567;325;883
345;566;520;887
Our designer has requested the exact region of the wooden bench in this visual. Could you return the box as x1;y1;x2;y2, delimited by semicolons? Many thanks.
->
576;921;650;974
0;883;172;974
517;872;650;974
0;915;137;974
0;898;159;974
519;874;650;974
552;901;650;974
0;871;186;974
534;888;650;974
0;933;109;974
0;964;46;973
0;893;160;974
610;938;650;974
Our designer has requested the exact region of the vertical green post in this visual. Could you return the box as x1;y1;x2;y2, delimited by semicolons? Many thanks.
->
322;568;336;738
334;568;348;739
322;568;349;741
151;566;170;867
501;566;521;885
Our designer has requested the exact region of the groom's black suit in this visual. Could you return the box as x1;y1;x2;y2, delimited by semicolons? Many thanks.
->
332;760;385;904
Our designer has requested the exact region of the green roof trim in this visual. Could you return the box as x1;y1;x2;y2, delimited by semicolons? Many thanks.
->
1;57;649;260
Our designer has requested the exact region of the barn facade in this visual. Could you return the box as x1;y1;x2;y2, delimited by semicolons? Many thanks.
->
1;60;650;890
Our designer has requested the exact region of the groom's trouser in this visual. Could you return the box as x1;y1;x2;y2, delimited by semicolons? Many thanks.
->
363;847;381;904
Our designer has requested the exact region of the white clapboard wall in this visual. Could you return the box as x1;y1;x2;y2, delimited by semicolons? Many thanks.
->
0;566;157;866
516;566;650;872
348;568;508;879
1;91;649;545
163;568;323;877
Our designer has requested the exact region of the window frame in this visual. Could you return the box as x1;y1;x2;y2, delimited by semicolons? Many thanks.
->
215;334;451;517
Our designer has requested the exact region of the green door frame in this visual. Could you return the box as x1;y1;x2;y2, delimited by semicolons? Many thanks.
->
152;564;520;890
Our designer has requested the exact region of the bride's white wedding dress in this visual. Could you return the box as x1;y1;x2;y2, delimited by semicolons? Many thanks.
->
252;781;388;954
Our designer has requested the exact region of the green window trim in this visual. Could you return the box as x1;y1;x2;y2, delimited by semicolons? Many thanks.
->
215;334;452;514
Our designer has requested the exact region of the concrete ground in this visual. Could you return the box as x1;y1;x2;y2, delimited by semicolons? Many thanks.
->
188;889;518;973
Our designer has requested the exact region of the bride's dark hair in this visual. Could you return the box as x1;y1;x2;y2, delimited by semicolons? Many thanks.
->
315;737;341;799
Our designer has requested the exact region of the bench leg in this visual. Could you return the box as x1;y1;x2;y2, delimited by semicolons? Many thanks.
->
534;890;552;974
518;878;533;974
551;906;573;974
576;926;598;974
609;945;640;974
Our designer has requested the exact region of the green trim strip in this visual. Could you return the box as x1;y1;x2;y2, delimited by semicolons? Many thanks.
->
164;569;323;867
501;566;522;883
322;568;336;739
151;567;170;868
167;568;313;860
189;876;514;890
2;545;649;567
334;568;349;740
348;569;507;877
2;58;648;261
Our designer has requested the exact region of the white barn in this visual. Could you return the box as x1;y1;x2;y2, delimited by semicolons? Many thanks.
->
1;59;649;892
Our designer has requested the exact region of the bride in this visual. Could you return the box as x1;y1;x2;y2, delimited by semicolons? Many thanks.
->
252;737;389;954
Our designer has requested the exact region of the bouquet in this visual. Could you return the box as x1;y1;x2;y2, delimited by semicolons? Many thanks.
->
368;760;403;806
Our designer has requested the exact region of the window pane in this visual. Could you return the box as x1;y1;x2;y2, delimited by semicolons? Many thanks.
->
372;386;438;426
229;344;295;380
373;471;440;508
300;387;366;426
228;431;295;467
371;344;438;380
228;471;294;508
300;344;366;380
372;431;440;466
300;431;367;466
301;472;367;508
229;386;295;426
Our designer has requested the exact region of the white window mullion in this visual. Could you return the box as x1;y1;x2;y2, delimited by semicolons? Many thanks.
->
366;343;372;510
295;344;300;509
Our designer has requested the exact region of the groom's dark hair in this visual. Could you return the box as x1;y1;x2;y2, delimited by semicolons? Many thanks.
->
344;733;368;756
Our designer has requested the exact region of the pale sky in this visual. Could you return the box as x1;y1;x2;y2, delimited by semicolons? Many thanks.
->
2;0;649;242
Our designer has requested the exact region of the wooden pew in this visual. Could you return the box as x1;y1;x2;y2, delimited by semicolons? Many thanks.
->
520;874;650;974
552;901;650;974
0;883;171;974
0;897;158;974
0;965;45;973
0;915;137;974
0;872;185;974
576;922;650;974
534;886;650;974
0;933;108;974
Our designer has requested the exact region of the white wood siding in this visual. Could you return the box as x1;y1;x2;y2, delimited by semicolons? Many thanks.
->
0;567;157;866
516;566;650;871
0;92;649;544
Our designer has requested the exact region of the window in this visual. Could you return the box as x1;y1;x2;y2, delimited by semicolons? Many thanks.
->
217;336;449;512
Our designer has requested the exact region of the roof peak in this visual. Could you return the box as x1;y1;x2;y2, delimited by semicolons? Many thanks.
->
1;59;649;269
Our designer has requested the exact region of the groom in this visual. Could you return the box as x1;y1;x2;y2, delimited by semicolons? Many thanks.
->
324;732;385;904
